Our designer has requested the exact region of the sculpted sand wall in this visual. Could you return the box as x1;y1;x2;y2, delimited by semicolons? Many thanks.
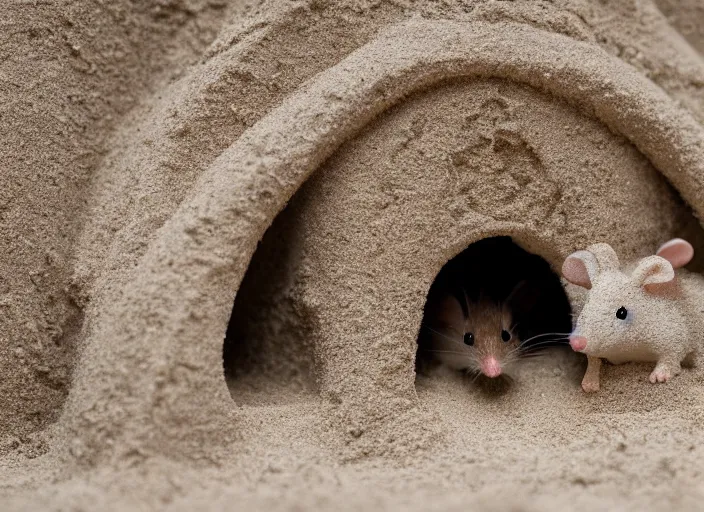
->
0;0;239;448
58;16;704;467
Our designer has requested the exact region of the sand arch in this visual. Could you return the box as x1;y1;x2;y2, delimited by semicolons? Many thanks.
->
58;18;704;469
224;75;701;458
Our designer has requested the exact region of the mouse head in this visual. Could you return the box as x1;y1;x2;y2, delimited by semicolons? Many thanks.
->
424;283;532;378
462;294;520;379
562;239;692;358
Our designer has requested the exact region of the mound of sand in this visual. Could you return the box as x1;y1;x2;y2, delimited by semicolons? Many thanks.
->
2;1;704;510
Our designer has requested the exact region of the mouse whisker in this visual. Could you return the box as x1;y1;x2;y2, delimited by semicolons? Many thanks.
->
421;325;463;345
520;331;573;341
466;352;483;369
502;345;524;359
518;332;573;347
521;336;571;347
503;349;524;361
521;335;571;347
521;353;548;359
463;365;480;375
503;347;530;361
501;336;569;359
506;339;568;359
421;349;470;357
500;355;520;367
469;370;484;384
518;349;550;357
519;339;570;353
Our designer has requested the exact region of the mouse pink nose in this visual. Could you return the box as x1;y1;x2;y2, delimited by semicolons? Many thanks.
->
481;357;502;378
569;335;587;352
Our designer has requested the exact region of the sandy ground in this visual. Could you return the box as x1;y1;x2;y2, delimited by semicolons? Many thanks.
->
5;349;704;510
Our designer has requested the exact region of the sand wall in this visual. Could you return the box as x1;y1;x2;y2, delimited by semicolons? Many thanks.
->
0;0;242;449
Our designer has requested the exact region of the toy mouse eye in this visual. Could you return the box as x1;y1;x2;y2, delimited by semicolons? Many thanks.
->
616;306;628;320
463;332;474;346
501;330;511;342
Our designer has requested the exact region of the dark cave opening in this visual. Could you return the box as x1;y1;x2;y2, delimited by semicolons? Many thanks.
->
415;236;573;383
222;201;317;406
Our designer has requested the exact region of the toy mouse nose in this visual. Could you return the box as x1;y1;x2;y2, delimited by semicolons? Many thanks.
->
569;335;587;352
481;357;502;378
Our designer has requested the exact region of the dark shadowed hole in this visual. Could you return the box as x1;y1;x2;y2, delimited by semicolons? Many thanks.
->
415;236;573;390
222;201;317;407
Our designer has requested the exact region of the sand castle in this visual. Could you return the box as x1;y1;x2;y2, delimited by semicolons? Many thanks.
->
3;1;704;510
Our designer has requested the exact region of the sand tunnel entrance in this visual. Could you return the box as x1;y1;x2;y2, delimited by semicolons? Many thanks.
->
223;199;318;407
416;236;573;387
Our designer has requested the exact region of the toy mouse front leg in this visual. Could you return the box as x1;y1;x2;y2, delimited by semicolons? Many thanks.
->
581;356;601;393
649;358;681;383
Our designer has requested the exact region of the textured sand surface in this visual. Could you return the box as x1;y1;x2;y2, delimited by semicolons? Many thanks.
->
2;0;704;510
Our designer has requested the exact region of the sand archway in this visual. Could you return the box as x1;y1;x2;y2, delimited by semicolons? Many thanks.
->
59;19;704;469
216;74;702;458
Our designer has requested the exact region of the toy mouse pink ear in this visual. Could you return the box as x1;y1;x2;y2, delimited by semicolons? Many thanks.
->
632;255;675;288
656;238;693;269
562;243;619;289
586;243;620;271
562;250;598;289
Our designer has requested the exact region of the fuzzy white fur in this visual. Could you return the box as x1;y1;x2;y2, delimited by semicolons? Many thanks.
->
562;239;704;392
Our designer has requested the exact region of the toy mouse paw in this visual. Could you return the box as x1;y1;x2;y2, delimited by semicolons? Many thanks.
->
581;377;600;393
648;368;672;384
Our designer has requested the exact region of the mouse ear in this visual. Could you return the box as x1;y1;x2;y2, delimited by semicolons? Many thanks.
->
431;294;465;328
504;280;541;313
586;243;620;272
562;243;620;289
562;250;598;289
632;255;675;288
656;238;693;269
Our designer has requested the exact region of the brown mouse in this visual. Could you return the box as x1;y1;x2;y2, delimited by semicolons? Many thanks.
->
416;237;573;379
419;284;524;378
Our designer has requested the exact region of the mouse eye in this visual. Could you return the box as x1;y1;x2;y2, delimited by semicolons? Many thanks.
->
463;332;474;346
501;330;511;342
616;306;628;320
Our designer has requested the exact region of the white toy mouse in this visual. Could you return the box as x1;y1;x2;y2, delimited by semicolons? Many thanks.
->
562;238;703;392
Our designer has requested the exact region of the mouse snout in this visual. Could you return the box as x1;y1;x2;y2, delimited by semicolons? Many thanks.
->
569;335;588;352
481;356;502;378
